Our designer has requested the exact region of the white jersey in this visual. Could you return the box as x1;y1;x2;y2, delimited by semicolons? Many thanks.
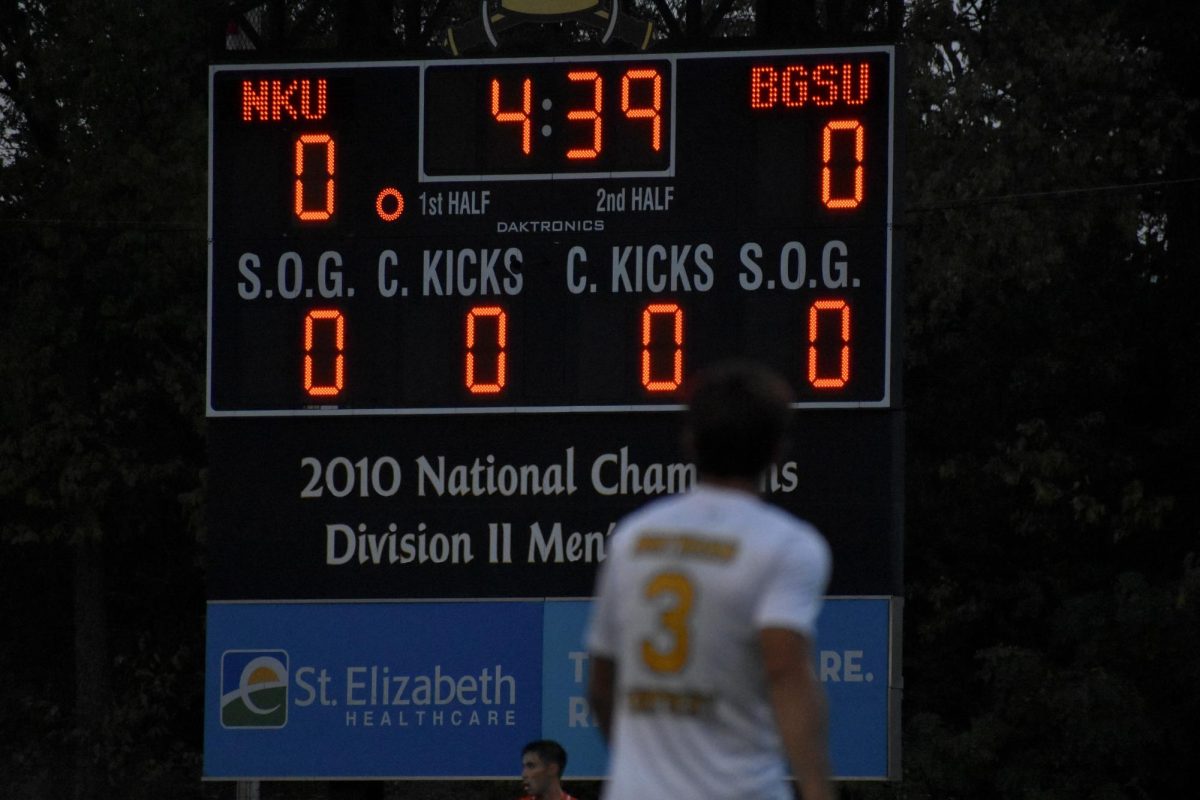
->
586;483;831;800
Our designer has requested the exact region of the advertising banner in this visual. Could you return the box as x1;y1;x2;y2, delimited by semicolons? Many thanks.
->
204;597;893;779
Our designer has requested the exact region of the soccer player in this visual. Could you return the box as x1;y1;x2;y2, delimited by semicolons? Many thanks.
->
518;739;579;800
586;361;834;800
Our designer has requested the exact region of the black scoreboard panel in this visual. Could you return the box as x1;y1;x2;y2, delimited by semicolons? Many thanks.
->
208;48;896;414
206;411;902;600
207;47;901;601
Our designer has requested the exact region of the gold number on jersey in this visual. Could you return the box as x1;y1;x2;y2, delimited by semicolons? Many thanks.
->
641;572;695;673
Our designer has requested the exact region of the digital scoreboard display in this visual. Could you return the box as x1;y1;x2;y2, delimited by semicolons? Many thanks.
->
208;47;897;415
206;49;902;779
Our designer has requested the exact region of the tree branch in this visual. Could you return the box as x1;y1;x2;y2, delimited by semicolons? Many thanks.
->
648;0;683;39
703;0;742;36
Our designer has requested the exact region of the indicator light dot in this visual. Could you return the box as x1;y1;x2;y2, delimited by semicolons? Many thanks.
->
542;98;552;110
375;187;406;221
542;124;552;137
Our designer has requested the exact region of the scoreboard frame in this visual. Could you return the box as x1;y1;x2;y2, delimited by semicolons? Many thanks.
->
204;45;903;782
207;46;899;416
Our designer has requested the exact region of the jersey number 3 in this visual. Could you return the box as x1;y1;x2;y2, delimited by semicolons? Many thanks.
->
641;572;695;674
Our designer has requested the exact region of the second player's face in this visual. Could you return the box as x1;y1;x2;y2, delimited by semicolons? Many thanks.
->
521;752;553;796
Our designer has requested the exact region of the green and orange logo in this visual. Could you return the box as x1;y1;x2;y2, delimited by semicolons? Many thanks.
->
221;650;289;728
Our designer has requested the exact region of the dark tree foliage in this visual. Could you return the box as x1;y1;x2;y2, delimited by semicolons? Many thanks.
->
1;2;209;798
856;1;1200;798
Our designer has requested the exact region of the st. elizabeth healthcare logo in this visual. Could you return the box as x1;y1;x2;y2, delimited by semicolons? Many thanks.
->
221;650;288;729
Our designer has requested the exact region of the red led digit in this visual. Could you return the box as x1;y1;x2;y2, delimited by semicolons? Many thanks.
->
812;64;839;106
294;133;335;221
566;70;602;160
842;62;870;105
808;299;851;389
641;303;683;392
821;120;864;209
749;66;777;109
491;77;532;155
304;309;345;397
242;81;270;120
782;65;807;107
622;69;662;151
466;306;507;395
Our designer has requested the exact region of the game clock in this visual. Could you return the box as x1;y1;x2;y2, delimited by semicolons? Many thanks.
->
208;47;898;415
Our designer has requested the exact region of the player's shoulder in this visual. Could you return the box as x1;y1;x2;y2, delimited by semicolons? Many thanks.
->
748;496;830;562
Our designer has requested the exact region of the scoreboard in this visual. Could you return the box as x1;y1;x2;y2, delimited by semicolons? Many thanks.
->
205;47;901;780
206;46;902;599
208;48;897;415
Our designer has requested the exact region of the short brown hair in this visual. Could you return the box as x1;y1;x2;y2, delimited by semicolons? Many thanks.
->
685;360;794;478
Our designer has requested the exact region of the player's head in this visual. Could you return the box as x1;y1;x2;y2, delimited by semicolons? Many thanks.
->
684;360;794;479
521;739;567;796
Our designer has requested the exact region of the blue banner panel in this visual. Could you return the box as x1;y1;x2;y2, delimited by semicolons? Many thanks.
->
541;601;609;776
815;598;891;778
204;602;543;778
205;597;891;779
